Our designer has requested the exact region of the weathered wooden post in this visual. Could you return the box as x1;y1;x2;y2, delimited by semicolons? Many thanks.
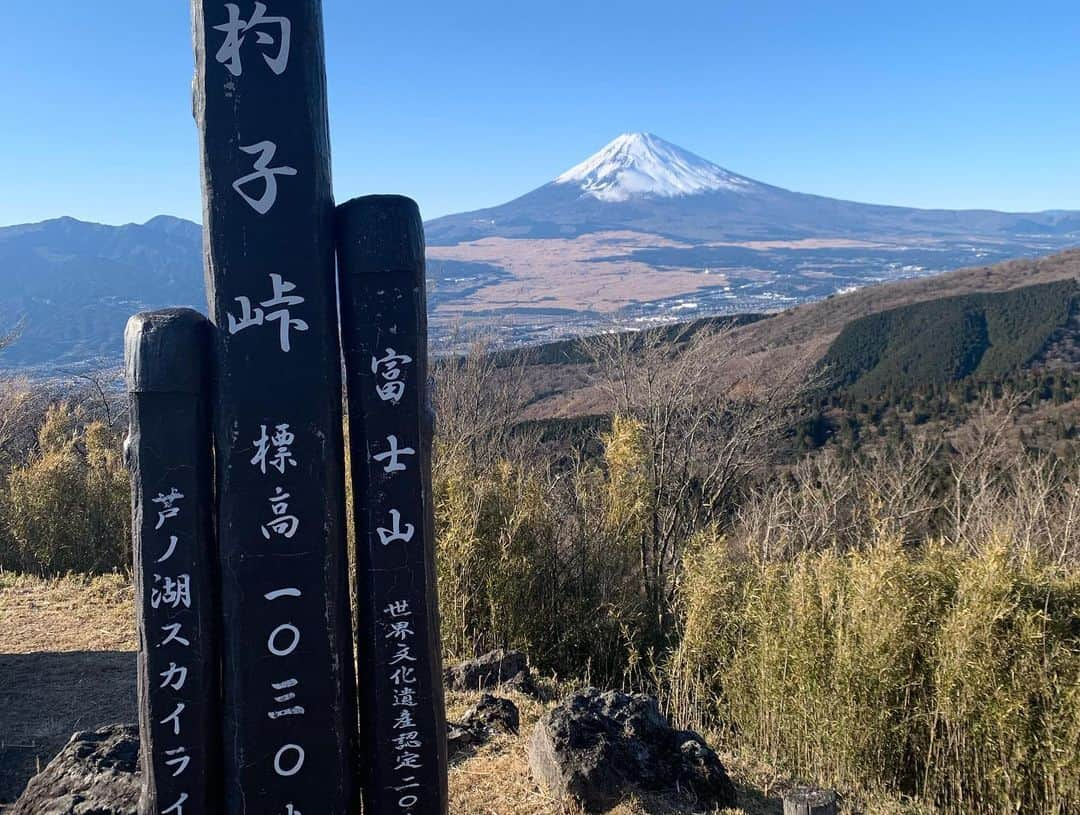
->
191;1;356;811
783;787;838;815
125;308;220;815
336;195;449;814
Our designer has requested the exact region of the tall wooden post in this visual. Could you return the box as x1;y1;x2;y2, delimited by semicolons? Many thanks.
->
191;2;355;812
336;196;449;815
125;308;220;815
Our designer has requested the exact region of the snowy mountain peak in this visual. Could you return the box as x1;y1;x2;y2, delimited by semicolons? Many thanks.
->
554;132;753;202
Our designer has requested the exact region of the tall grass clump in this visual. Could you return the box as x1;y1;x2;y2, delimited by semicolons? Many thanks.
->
670;531;1080;814
927;544;1080;813
1;403;129;574
431;338;650;682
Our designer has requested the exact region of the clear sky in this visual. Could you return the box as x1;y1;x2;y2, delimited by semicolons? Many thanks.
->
1;1;1078;227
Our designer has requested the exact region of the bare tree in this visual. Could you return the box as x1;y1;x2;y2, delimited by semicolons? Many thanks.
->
947;389;1026;547
0;328;16;354
583;323;817;636
430;333;535;475
58;368;127;428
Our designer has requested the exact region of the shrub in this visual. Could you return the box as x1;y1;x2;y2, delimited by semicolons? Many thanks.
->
670;533;1080;814
1;404;129;574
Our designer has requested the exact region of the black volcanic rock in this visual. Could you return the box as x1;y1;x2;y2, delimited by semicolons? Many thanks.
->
11;725;139;815
443;648;535;694
446;694;521;761
527;687;736;812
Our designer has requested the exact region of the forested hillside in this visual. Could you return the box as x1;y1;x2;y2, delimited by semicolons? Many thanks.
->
503;248;1080;420
822;279;1078;398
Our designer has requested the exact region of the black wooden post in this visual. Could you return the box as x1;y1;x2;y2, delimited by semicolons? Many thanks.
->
191;2;355;811
125;308;220;815
336;196;449;815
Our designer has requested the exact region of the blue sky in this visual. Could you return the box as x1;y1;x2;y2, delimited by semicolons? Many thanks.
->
1;1;1078;226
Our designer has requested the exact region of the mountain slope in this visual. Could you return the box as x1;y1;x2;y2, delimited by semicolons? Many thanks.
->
3;133;1079;371
822;279;1079;398
421;133;1080;348
426;133;1080;244
0;216;204;369
502;248;1080;421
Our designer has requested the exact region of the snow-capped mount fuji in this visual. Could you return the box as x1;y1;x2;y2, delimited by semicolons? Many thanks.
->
553;132;756;202
420;131;1080;348
424;132;1080;245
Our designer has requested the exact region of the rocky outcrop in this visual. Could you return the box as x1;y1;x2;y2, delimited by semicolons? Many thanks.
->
447;720;488;761
447;694;520;761
461;693;520;736
527;687;736;812
11;725;139;815
443;649;536;695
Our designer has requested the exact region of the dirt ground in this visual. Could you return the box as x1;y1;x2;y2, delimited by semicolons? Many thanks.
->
0;574;920;814
0;650;137;804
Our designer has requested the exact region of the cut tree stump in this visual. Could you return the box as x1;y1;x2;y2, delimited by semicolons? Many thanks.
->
783;786;838;815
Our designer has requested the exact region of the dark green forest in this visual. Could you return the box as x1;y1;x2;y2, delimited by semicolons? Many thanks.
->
822;279;1078;398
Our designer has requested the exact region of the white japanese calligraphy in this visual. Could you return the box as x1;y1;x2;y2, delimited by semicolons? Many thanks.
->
162;793;189;815
215;2;291;77
373;435;416;474
262;487;300;540
156;535;179;564
377;509;415;546
151;488;184;530
251;423;297;474
227;273;308;352
151;574;192;610
371;348;413;404
165;746;190;777
274;744;305;777
268;677;305;719
159;662;188;691
160;702;186;736
232;141;297;215
159;623;191;648
265;587;302;601
267;623;300;657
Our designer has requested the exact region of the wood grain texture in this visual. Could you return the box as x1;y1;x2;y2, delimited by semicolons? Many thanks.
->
191;1;355;811
337;195;449;815
125;308;220;815
782;786;838;815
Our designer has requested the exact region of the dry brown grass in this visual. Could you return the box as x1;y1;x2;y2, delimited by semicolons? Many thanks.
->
0;573;136;806
0;576;926;814
0;572;134;653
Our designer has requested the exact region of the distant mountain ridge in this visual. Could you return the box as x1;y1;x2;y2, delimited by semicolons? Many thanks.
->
0;215;204;369
426;133;1080;244
497;248;1080;422
3;132;1080;371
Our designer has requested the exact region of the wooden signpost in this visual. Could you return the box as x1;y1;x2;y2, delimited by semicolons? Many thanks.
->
126;4;448;813
337;196;449;815
191;1;355;812
125;309;220;815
